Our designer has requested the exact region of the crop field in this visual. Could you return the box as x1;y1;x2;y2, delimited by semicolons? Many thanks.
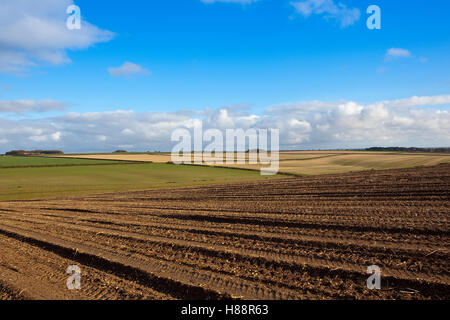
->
58;151;450;175
0;156;130;168
0;163;448;300
0;162;281;201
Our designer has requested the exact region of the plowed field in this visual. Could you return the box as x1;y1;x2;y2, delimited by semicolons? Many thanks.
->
0;164;448;300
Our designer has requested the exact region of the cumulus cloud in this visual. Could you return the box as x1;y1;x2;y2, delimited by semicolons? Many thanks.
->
370;95;450;110
385;48;412;61
28;130;61;143
0;99;68;114
0;0;114;73
121;128;134;136
108;62;151;78
267;95;450;148
291;0;360;28
0;95;449;153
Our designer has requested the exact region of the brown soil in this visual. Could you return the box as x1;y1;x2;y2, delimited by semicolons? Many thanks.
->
0;164;449;300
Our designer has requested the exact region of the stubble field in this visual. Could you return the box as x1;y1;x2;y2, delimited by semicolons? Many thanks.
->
57;151;450;175
0;163;448;300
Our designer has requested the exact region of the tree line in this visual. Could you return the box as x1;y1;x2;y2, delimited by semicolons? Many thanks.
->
365;147;450;153
4;150;64;156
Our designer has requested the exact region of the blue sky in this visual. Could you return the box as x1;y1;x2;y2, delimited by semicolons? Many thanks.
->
0;0;449;152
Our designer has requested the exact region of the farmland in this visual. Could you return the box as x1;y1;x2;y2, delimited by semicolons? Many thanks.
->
0;162;282;201
0;164;448;300
57;151;450;175
0;156;130;168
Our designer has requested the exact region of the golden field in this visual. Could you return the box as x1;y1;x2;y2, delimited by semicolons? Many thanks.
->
57;151;450;176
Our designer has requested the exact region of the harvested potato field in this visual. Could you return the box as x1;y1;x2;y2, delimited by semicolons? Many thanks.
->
0;164;449;300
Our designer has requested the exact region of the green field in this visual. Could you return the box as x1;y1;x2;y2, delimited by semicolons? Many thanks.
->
0;156;128;168
0;163;282;201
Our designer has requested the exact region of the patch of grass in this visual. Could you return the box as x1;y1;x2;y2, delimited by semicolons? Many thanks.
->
0;163;283;201
0;156;128;168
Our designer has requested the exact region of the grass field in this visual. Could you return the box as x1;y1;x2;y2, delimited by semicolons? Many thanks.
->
58;151;450;175
0;156;128;168
0;162;282;201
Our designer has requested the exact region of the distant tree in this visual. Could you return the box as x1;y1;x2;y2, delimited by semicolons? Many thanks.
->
366;147;450;153
5;150;63;156
38;150;63;155
5;150;27;156
113;150;128;153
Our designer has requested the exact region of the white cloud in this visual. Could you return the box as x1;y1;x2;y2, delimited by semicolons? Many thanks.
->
121;128;134;136
108;62;151;78
0;95;449;153
385;48;412;61
28;131;61;143
267;95;450;148
370;95;450;109
0;0;114;73
0;99;68;114
97;135;107;142
29;135;48;142
291;0;360;28
51;131;61;141
117;144;135;149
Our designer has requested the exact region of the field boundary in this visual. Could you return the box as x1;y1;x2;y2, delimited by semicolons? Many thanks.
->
166;162;300;176
0;162;149;169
